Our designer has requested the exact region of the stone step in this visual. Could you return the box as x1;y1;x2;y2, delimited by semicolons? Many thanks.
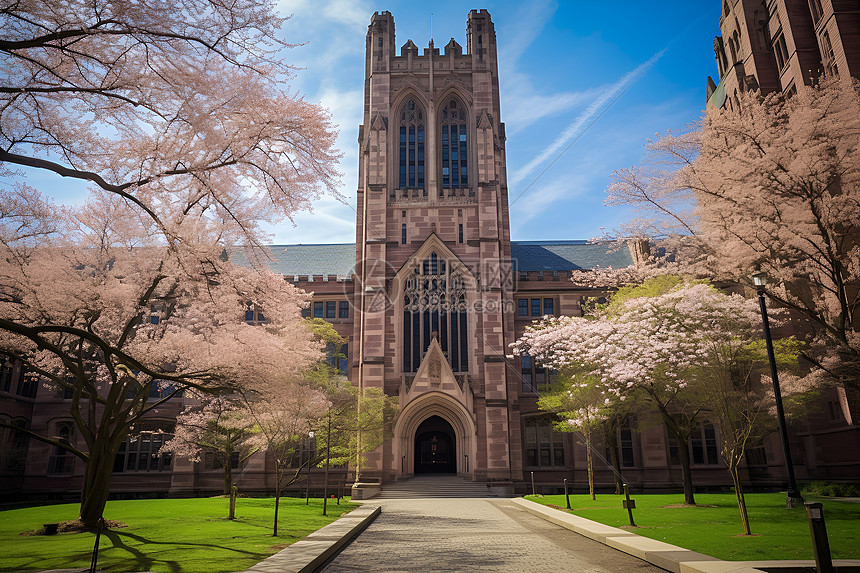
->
375;475;497;499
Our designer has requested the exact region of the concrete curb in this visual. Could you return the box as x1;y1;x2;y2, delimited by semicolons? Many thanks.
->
240;504;381;573
512;498;860;573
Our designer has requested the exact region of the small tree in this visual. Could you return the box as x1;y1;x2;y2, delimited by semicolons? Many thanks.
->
162;396;258;497
243;382;327;536
314;385;398;483
539;374;608;500
701;336;809;534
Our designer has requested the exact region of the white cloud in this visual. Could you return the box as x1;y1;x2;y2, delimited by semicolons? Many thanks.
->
509;48;667;187
322;0;373;33
497;0;558;67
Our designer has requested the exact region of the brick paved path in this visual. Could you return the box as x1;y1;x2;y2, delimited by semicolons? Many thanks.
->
319;497;664;572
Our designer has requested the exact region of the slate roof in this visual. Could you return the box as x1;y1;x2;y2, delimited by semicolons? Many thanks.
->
232;244;357;277
231;241;632;276
510;241;633;271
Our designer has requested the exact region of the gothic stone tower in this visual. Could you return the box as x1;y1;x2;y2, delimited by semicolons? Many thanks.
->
354;10;520;488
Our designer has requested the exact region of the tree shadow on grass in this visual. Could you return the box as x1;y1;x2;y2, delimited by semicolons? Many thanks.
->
102;529;268;573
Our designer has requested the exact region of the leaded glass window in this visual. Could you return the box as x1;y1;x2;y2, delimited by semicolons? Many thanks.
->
441;99;468;189
399;100;425;192
402;252;468;373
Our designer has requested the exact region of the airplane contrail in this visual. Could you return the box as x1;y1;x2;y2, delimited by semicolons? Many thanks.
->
509;48;667;188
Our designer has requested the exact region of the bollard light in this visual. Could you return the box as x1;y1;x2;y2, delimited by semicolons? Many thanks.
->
805;502;833;573
564;478;571;509
623;483;636;527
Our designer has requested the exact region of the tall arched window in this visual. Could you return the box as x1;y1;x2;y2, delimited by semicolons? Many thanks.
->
440;98;468;189
403;252;469;373
399;99;425;192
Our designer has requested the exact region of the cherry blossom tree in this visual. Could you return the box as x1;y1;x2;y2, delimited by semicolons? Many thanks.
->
1;0;342;531
514;277;774;506
0;193;320;529
603;78;860;392
161;396;259;497
0;0;342;248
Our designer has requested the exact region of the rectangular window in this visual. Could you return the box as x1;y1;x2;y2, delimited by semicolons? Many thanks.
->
668;436;680;466
620;418;635;467
458;223;464;244
417;126;425;188
459;125;468;187
543;298;554;316
16;372;37;399
531;299;541;316
313;302;323;318
809;0;823;24
339;301;349;318
442;125;450;187
773;30;789;70
326;301;336;319
704;424;719;464
408;125;416;187
113;430;174;473
524;417;564;467
690;423;720;465
745;437;768;466
518;299;528;316
399;126;407;188
149;383;177;400
820;31;837;77
402;223;407;245
521;355;533;393
338;343;348;376
0;359;14;393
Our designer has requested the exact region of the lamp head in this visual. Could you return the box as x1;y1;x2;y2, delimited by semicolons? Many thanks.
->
752;272;767;287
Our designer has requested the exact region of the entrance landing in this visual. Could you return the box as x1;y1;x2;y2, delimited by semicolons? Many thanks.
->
375;474;496;499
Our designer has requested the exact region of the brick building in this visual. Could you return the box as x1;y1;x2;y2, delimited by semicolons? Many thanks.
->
707;0;860;108
2;7;858;502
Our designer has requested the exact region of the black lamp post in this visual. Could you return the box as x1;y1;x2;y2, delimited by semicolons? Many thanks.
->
752;272;804;508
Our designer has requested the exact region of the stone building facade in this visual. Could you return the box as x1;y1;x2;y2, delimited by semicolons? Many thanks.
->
2;7;858;502
707;0;860;108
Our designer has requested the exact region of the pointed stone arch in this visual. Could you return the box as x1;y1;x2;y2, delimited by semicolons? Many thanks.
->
436;90;472;193
392;234;477;375
392;390;477;478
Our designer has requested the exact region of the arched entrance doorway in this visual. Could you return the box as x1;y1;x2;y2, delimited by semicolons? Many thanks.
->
414;415;456;474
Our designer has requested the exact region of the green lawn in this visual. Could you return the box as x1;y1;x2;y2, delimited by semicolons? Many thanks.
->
0;497;358;573
524;493;860;561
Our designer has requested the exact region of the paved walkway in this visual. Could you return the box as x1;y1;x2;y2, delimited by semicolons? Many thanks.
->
318;497;664;572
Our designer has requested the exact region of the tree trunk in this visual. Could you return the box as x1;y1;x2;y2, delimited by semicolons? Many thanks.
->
676;435;696;505
272;455;280;536
273;492;280;537
323;411;331;516
729;459;752;535
604;422;623;495
223;436;234;495
584;427;596;500
224;460;233;496
78;440;115;529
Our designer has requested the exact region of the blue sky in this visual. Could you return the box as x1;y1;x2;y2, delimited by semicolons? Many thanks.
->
23;1;722;244
267;0;722;244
